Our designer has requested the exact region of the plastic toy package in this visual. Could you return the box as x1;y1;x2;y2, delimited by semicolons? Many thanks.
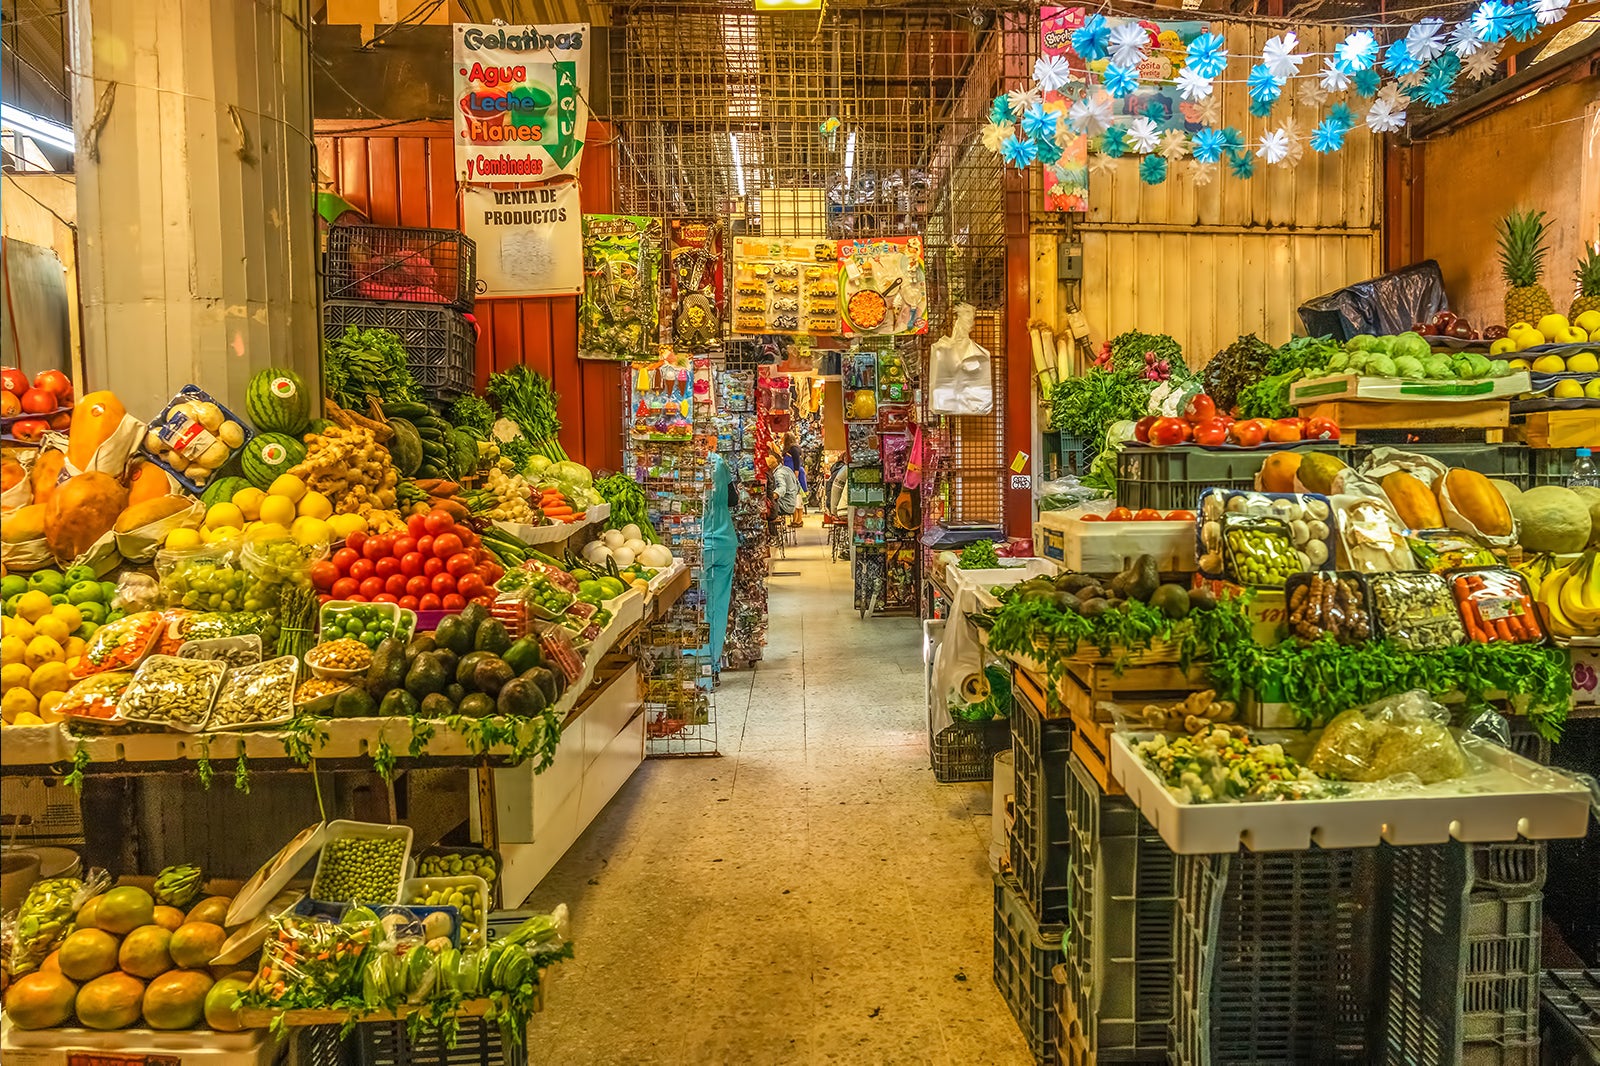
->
578;215;661;360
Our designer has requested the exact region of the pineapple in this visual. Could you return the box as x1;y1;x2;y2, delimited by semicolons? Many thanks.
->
1570;246;1600;320
1497;209;1556;326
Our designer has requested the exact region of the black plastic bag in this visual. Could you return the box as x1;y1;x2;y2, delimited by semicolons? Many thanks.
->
1299;260;1448;340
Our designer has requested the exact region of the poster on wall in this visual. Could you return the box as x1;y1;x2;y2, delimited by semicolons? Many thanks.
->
837;236;928;337
667;219;724;351
730;237;841;337
1041;9;1209;141
461;183;581;297
453;23;589;182
579;215;661;361
1038;10;1090;212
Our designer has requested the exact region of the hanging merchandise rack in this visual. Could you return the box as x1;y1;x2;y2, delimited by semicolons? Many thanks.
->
713;357;770;668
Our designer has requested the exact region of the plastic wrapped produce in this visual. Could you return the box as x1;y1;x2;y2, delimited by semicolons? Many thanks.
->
118;654;226;731
247;911;377;1008
1307;690;1467;785
209;656;299;729
72;611;164;678
8;870;110;976
1369;572;1466;651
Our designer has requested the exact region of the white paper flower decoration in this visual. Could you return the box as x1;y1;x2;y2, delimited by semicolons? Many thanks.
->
1109;23;1149;69
1159;128;1190;161
1033;54;1074;93
1318;58;1351;94
1007;86;1042;117
1176;67;1215;102
1406;18;1448;63
1461;40;1504;78
1069;92;1115;136
1366;95;1408;133
1189;160;1218;187
1450;20;1486;57
1126;116;1161;154
1534;0;1570;24
1194;95;1223;125
1336;30;1378;71
981;121;1014;153
1262;32;1306;81
1256;128;1290;165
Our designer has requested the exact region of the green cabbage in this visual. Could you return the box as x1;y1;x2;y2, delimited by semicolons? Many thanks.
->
1392;332;1432;361
1423;357;1455;379
1393;356;1425;379
1368;355;1398;378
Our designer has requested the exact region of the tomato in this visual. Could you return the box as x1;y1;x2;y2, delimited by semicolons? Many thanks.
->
384;574;409;596
1230;419;1270;447
459;529;480;549
407;514;428;538
20;387;56;414
1165;510;1197;521
423;557;444;577
0;368;26;395
399;595;420;610
1267;418;1304;444
1183;394;1217;424
418;593;443;611
1148;417;1192;447
363;535;393;561
432;533;463;559
1191;417;1232;447
347;530;368;553
359;576;385;599
10;418;46;442
393;536;417;558
406;574;432;597
417;535;434;557
1133;508;1165;521
482;564;504;584
32;370;71;398
310;560;340;591
332;547;359;573
47;411;69;430
346;594;368;603
445;552;476;579
457;574;487;600
375;557;400;580
1303;416;1340;441
424;510;455;535
374;593;400;605
1133;415;1158;444
1106;507;1133;521
331;577;360;600
399;551;424;577
1080;513;1104;522
430;572;457;595
349;558;376;582
441;593;467;612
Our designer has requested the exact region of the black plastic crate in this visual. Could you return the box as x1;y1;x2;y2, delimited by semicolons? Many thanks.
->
1009;686;1073;924
325;225;476;309
1547;719;1600;968
1541;970;1600;1066
1171;847;1375;1065
994;872;1065;1065
930;717;1009;783
323;300;476;402
295;1018;527;1066
1114;444;1358;513
1530;448;1576;488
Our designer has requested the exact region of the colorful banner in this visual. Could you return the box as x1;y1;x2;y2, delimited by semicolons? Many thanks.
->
453;23;589;182
579;215;661;361
1038;10;1089;212
837;236;928;337
461;183;581;297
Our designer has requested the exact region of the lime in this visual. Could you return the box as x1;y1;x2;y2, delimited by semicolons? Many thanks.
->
2;594;19;616
76;621;98;641
99;581;118;603
66;581;102;606
77;602;107;625
1;575;26;600
27;571;66;596
62;565;96;585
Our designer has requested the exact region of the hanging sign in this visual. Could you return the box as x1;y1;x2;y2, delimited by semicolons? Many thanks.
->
460;183;581;297
453;23;589;182
837;236;928;337
1038;10;1090;212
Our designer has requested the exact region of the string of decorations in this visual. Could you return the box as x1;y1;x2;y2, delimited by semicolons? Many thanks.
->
986;0;1568;188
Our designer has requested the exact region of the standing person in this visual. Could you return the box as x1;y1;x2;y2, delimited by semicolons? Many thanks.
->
703;451;739;673
824;453;848;518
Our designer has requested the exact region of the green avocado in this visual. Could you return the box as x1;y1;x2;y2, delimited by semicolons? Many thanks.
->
473;618;512;656
378;688;420;717
420;692;456;718
501;637;543;675
496;678;546;718
367;638;408;698
404;653;449;700
333;685;378;718
458;692;497;719
522;666;558;707
457;651;491;688
434;615;472;656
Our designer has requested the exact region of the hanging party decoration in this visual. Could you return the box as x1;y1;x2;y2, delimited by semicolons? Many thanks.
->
1034;53;1074;92
1104;62;1141;98
1534;0;1570;24
1159;128;1190;160
1022;102;1060;140
1038;10;1092;211
1257;127;1290;165
1139;154;1168;184
1109;22;1150;68
1405;18;1448;63
1185;31;1229;78
1261;32;1305;81
1072;14;1111;60
1126;116;1162;153
1176;66;1215;101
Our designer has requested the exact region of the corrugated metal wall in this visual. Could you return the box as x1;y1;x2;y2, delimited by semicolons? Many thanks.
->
313;120;625;472
1076;25;1381;365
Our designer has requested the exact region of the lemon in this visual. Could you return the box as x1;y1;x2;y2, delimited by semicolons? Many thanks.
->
32;615;70;645
24;635;64;669
1586;379;1600;399
290;516;333;547
11;712;43;726
15;591;52;624
206;502;245;530
63;636;85;660
4;616;35;644
1508;358;1532;371
1553;380;1585;399
258;494;297;528
327;513;368;539
36;690;66;722
1489;337;1518;356
202;526;239;545
165;527;202;551
1;685;35;723
1537;313;1569;338
297;491;333;520
1532;354;1567;374
1;662;33;691
232;487;267;521
28;661;71;698
245;522;290;544
1567;351;1600;373
0;635;26;666
268;474;306;503
49;603;83;633
1576;310;1600;333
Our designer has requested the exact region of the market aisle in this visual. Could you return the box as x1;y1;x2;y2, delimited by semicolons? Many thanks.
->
525;520;1029;1065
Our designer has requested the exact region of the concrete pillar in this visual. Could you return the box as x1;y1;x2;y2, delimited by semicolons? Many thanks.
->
70;0;319;418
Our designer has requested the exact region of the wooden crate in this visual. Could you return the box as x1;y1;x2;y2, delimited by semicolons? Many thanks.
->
1055;660;1209;722
1300;399;1508;443
1068;706;1121;796
1517;409;1600;449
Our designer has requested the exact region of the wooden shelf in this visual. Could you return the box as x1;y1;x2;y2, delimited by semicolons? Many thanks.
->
236;987;542;1030
1515;409;1600;449
1299;399;1509;443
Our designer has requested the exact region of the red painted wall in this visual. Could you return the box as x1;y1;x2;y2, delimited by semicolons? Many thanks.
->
314;120;624;473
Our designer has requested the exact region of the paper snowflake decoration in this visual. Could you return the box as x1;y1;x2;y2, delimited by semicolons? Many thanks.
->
1507;1;1540;40
1191;126;1228;164
1227;148;1256;179
1257;128;1290;165
1450;19;1487;57
1159;128;1190;161
1033;54;1074;93
1021;103;1059;140
980;121;1014;153
1471;1;1512;42
1406;18;1448;63
1139;154;1168;185
1311;118;1348;153
1069;92;1115;135
1280;117;1305;166
1384;38;1423;77
1104;62;1141;99
1035;135;1065;165
1534;0;1570;25
1185;32;1229;79
1176;67;1216;102
1462;40;1504;78
1415;63;1456;106
1366;95;1407;133
1299;78;1329;108
1007;86;1042;117
1262;33;1306;81
1194;95;1223;126
1352;69;1382;97
1190;160;1218;187
1000;133;1038;167
1089;151;1119;177
1336;30;1378;72
1072;15;1111;61
1110;23;1149;69
1126;116;1161;154
1100;125;1129;158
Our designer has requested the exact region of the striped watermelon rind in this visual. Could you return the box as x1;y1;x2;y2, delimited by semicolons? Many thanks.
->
246;367;311;436
200;475;251;508
241;432;307;488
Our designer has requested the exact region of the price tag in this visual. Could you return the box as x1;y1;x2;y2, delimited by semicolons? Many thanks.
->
1011;474;1032;490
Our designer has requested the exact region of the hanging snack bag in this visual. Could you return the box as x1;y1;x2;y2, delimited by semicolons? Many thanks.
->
1450;567;1546;645
142;385;253;492
1332;494;1416;573
72;611;165;678
1221;515;1305;588
118;654;226;731
1406;529;1497;574
1369;572;1466;651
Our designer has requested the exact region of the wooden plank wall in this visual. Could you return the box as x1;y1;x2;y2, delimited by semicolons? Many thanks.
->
313;120;625;472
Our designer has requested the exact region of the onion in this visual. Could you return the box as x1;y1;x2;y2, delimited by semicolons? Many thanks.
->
603;530;625;549
621;523;641;541
623;537;646;556
612;547;635;567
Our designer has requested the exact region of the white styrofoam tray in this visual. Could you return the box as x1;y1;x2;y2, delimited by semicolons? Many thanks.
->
1108;730;1594;854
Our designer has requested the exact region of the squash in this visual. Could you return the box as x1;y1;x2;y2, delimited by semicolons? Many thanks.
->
43;471;127;562
1;503;46;543
114;494;196;533
387;418;423;477
125;461;175;507
1380;472;1443;530
1511;486;1592;554
1259;452;1303;494
0;456;24;492
66;391;127;473
1438;468;1513;538
30;450;66;507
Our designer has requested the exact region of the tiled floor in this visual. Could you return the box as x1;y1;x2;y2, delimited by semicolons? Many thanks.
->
525;521;1030;1065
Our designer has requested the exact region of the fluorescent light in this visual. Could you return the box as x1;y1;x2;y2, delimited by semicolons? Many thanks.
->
730;132;747;197
843;130;856;190
1;105;73;153
753;0;822;9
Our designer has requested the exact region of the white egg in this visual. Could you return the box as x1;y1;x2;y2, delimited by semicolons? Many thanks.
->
603;530;625;549
623;538;646;556
612;547;635;567
621;523;641;541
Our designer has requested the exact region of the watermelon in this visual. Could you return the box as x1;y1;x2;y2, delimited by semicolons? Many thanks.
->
200;475;250;507
241;432;307;488
307;419;335;435
388;418;423;477
245;367;311;436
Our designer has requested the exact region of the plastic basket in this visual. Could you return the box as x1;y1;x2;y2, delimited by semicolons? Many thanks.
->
1114;445;1359;513
322;300;476;402
1009;689;1073;924
1171;847;1374;1066
1548;719;1600;967
294;1018;526;1066
1064;755;1175;1061
1042;432;1091;480
1526;448;1574;488
1381;843;1544;1066
994;872;1065;1065
1540;969;1600;1066
930;717;1010;783
324;225;476;309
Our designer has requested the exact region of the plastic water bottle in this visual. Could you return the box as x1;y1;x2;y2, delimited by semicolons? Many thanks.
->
1569;447;1600;489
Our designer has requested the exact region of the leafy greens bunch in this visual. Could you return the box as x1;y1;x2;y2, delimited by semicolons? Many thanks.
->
486;366;568;462
323;327;421;411
1236;335;1343;419
1050;330;1191;452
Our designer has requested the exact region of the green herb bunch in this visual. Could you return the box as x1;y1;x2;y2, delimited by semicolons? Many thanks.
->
450;395;496;436
1050;330;1192;454
323;327;421;410
958;539;1002;570
486;366;567;462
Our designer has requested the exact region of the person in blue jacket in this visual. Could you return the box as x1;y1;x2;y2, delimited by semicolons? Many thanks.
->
703;451;739;673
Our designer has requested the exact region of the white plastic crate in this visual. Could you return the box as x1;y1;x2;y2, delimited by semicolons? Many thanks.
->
1036;511;1196;575
2;1019;280;1066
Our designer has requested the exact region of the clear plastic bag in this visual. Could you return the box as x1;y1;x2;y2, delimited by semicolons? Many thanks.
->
118;654;226;731
1451;567;1546;645
1332;494;1416;572
1307;690;1468;785
247;911;377;1009
58;671;136;727
1406;529;1496;573
240;537;326;614
72;611;165;678
1369;571;1466;651
209;655;299;730
928;304;994;415
156;541;249;611
9;869;111;976
1036;477;1102;512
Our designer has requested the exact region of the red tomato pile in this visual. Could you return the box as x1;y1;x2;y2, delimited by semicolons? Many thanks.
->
2;367;74;441
1134;396;1338;450
310;509;505;611
1083;508;1196;522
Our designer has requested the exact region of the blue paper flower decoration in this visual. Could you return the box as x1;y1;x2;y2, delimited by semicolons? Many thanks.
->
1506;1;1539;40
1249;96;1277;119
1471;0;1512;42
990;95;1012;125
1100;125;1129;158
1383;38;1422;77
1416;63;1457;106
1104;62;1141;99
1185;33;1229;79
1000;134;1038;168
1072;15;1110;62
1248;63;1284;102
1035;135;1064;165
1431;52;1462;77
1139;154;1168;185
1021;103;1059;141
1191;126;1227;164
1226;147;1255;179
1310;119;1348;153
1352;69;1381;97
1326;102;1358;130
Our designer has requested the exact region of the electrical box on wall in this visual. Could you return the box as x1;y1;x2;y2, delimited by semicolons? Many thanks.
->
1057;241;1084;281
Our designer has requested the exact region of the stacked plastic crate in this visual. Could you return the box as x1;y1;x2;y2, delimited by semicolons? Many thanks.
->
322;226;478;404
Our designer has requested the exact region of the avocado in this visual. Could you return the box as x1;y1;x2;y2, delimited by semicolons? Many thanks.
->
420;692;456;718
502;637;543;675
458;692;497;719
434;615;472;656
473;656;515;696
522;666;559;706
433;648;460;682
367;637;408;698
1052;591;1082;613
1110;554;1160;603
406;632;437;659
1060;573;1099;593
458;601;490;642
1079;597;1109;617
445;682;466;704
1188;587;1218;612
404;653;449;700
457;651;491;688
1150;583;1192;620
473;618;512;656
378;688;420;717
497;677;547;718
333;685;378;718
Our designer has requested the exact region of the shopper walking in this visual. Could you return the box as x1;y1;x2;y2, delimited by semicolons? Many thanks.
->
703;451;739;673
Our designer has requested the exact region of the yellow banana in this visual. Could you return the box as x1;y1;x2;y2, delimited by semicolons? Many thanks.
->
1558;554;1600;631
1541;566;1581;635
1517;554;1551;598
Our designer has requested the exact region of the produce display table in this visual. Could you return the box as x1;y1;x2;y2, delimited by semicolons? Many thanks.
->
1;1017;281;1066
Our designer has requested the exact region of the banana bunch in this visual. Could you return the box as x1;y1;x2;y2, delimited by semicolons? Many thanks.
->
1539;551;1600;638
153;864;204;910
1516;554;1558;599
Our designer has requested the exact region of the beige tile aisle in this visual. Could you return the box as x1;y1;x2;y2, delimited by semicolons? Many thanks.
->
524;519;1031;1065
